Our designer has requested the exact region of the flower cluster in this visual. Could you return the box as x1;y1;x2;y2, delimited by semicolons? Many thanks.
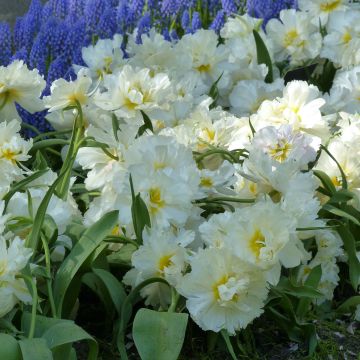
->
0;0;298;133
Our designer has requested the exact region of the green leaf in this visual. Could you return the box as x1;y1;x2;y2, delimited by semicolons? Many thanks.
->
208;73;223;110
112;113;120;141
117;277;169;359
137;110;154;137
303;323;318;356
3;169;48;208
0;333;22;360
33;151;49;171
42;322;98;360
92;268;127;314
296;265;322;319
129;175;151;243
322;204;360;226
220;331;238;360
107;243;137;266
328;189;355;204
22;312;73;338
336;296;360;313
320;145;347;190
313;170;336;195
336;225;360;290
253;30;273;83
18;338;53;360
53;210;119;316
133;309;188;360
26;163;72;250
275;277;323;299
82;272;114;315
30;139;69;152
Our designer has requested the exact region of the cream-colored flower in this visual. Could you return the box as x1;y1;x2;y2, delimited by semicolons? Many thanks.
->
0;60;45;121
178;248;268;334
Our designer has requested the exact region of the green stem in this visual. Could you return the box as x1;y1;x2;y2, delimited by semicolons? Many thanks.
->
55;101;85;199
194;196;256;204
18;274;38;339
195;149;239;163
40;234;57;318
168;287;180;313
33;129;72;142
21;122;41;135
104;236;139;249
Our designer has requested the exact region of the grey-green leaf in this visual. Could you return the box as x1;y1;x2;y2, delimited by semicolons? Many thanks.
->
133;308;188;360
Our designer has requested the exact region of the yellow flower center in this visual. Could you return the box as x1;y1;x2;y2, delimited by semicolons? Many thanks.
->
124;97;138;110
249;229;265;258
68;92;88;105
154;161;167;170
268;141;292;162
331;176;341;187
213;275;228;301
1;148;18;162
283;29;299;47
0;260;7;276
0;87;20;103
111;225;121;236
249;182;258;195
212;275;239;302
320;0;342;12
204;127;215;141
149;187;165;214
158;254;174;272
342;31;352;44
200;177;213;188
196;64;211;73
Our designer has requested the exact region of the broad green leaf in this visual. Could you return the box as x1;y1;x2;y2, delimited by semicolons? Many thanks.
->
42;322;98;360
117;277;169;359
275;277;323;299
18;338;52;360
336;296;360;313
107;243;137;266
303;323;318;356
328;189;355;204
133;309;188;360
313;170;336;195
296;265;322;319
82;272;114;315
322;204;360;226
21;313;73;338
53;210;119;316
253;30;273;83
336;225;360;290
0;333;21;360
93;268;127;314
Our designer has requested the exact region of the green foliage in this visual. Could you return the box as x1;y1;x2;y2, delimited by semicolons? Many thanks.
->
133;308;188;360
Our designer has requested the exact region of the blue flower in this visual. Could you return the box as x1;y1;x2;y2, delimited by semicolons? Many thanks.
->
247;0;298;25
0;23;12;66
